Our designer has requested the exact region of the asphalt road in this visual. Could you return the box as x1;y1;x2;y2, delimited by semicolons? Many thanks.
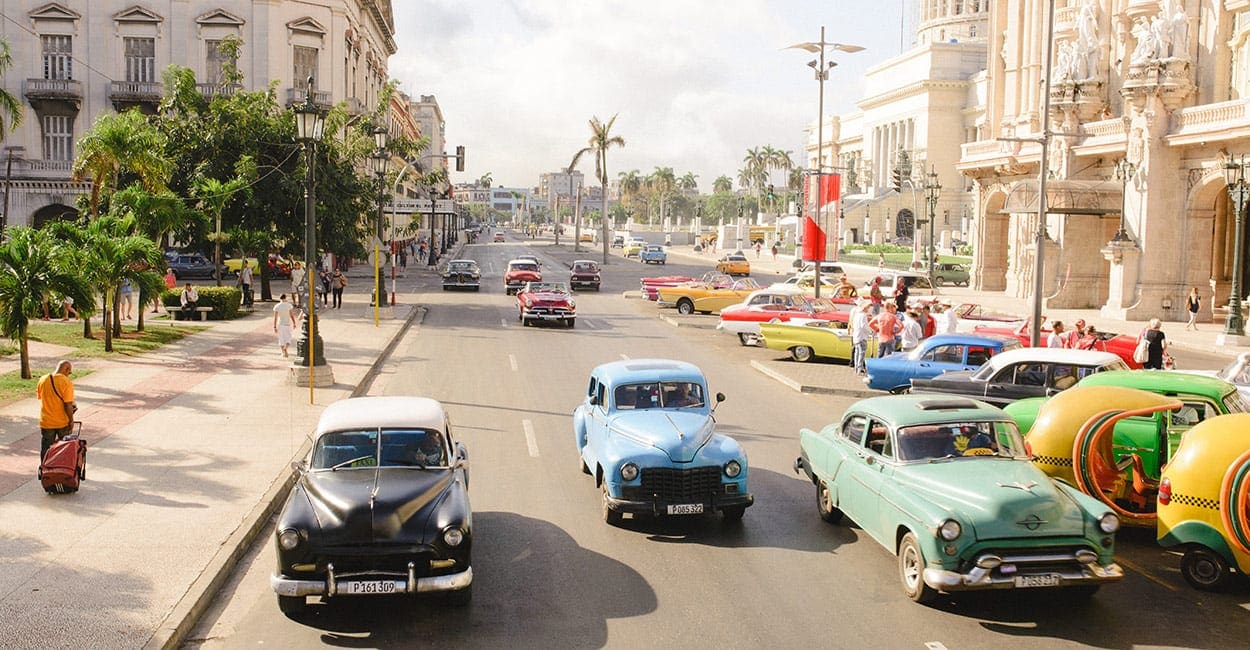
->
186;235;1250;649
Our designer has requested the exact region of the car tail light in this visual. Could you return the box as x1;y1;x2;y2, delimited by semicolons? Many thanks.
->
1158;477;1171;506
1024;440;1033;458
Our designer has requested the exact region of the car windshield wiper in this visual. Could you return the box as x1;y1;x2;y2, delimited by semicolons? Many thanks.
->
329;455;376;471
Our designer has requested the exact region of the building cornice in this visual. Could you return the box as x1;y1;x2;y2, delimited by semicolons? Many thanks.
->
857;79;970;111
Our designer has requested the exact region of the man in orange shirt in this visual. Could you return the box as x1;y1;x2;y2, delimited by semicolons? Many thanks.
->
36;360;76;462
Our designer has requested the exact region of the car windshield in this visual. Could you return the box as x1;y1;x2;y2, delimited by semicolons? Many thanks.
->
645;246;662;252
449;262;475;271
573;263;597;272
895;421;1027;462
510;263;539;272
525;282;567;293
614;381;706;410
311;428;447;469
807;298;837;312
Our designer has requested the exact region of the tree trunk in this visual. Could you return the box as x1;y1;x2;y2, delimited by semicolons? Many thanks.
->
19;324;30;379
112;291;122;339
103;290;114;352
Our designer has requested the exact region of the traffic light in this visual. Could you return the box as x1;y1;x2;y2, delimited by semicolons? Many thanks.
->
455;145;465;172
892;168;903;192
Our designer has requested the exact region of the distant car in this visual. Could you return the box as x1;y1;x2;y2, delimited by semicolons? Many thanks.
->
516;281;576;327
504;259;542;295
611;235;626;248
972;319;1143;369
931;262;970;287
167;253;224;280
794;395;1123;603
569;260;601;291
270;396;473;615
909;348;1129;407
573;359;752;524
718;287;849;346
760;318;876;363
442;259;481;291
1180;351;1250;400
639;244;667;264
864;333;1022;393
622;238;645;257
793;261;846;277
493;232;506;242
515;254;541;267
716;253;751;276
865;271;935;300
658;277;762;315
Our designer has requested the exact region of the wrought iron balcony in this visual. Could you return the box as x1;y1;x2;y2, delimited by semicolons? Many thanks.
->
285;87;332;109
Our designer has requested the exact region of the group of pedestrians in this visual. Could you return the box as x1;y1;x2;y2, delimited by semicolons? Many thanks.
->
850;294;961;375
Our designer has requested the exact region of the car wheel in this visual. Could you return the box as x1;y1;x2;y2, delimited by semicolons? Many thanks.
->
1181;546;1232;591
737;333;753;346
677;299;695;315
580;458;591;475
722;505;746;523
889;386;911;395
567;318;575;328
277;595;307;617
898;532;937;604
816;480;843;523
934;276;945;287
791;345;815;363
601;480;623;525
593;284;601;292
445;584;473;607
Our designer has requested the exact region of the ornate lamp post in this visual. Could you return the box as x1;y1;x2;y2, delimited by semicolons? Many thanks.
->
923;167;941;289
292;78;330;397
1222;156;1249;337
1113;158;1135;242
370;125;389;319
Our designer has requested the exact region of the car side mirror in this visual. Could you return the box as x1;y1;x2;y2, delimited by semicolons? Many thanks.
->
456;442;469;462
715;392;726;404
290;460;307;474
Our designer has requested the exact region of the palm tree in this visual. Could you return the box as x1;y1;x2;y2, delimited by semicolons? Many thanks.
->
192;158;253;287
617;169;643;213
678;172;698;193
477;172;492;189
570;114;625;262
0;227;90;378
649;166;676;226
77;216;163;351
0;38;23;143
713;175;733;194
72;110;171;218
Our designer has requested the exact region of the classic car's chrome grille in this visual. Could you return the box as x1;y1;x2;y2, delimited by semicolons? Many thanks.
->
527;306;572;316
319;548;434;575
636;466;723;503
962;545;1097;574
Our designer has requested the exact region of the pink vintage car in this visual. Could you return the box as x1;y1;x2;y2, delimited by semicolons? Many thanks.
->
639;271;730;301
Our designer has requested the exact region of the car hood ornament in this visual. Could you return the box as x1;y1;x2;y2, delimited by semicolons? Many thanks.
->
998;481;1039;493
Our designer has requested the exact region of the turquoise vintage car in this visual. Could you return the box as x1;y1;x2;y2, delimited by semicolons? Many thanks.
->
795;395;1123;603
760;319;878;363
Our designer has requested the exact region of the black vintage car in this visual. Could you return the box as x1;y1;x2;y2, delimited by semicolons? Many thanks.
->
569;259;601;291
271;396;473;615
908;348;1129;408
442;259;481;291
167;253;225;280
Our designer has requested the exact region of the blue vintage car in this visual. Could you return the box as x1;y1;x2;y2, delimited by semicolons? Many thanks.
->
864;333;1022;393
573;359;753;524
639;244;668;264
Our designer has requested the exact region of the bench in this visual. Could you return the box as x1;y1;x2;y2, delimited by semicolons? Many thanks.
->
174;306;214;321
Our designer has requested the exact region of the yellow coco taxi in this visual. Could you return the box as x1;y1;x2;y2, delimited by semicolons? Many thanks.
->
658;278;761;315
1157;413;1250;590
716;253;751;277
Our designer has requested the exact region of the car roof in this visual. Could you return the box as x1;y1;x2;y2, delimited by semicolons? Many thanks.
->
1079;369;1237;396
507;259;538;265
921;333;1020;348
591;358;705;385
848;395;1011;428
984;347;1123;368
448;259;477;265
572;259;598;265
314;396;445;437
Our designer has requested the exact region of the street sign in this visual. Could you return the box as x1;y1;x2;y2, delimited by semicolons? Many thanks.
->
388;198;456;214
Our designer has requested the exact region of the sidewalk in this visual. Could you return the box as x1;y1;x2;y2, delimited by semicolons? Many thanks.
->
0;281;422;649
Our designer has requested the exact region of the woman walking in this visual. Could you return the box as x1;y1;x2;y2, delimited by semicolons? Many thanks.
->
331;269;347;309
1185;287;1201;330
1141;318;1169;370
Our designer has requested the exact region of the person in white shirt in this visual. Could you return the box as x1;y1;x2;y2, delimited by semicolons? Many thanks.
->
851;299;871;375
179;283;199;317
900;310;923;352
1046;320;1067;348
941;301;960;334
273;294;298;357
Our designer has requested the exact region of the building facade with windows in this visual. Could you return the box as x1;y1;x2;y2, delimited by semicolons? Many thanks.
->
0;0;395;228
958;0;1250;325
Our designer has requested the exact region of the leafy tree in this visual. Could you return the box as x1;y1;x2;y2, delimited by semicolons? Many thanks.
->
712;175;733;194
570;114;625;262
0;227;90;377
77;216;163;351
72;110;171;218
192;156;255;286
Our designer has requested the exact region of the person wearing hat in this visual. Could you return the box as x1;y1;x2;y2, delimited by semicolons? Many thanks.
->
1066;319;1087;348
939;300;959;334
851;298;871;375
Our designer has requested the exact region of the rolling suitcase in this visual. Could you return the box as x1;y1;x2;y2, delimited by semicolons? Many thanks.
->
39;422;86;494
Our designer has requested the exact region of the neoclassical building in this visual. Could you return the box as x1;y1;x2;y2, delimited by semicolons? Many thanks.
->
959;0;1247;324
0;1;396;228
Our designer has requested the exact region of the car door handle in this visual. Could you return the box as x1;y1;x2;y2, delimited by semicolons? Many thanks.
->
919;363;930;367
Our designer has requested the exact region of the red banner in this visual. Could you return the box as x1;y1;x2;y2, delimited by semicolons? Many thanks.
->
802;173;840;261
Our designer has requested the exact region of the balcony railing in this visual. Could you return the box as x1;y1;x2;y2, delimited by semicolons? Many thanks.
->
12;158;74;180
196;83;242;99
23;78;83;108
344;96;366;115
960;140;1006;160
109;80;162;105
1170;99;1250;133
285;87;332;108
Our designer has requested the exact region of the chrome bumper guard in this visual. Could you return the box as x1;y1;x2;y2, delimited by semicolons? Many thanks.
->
271;563;473;597
922;550;1123;592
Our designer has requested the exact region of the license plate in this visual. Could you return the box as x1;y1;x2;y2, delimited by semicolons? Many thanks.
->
667;503;704;515
1013;574;1060;588
341;580;402;595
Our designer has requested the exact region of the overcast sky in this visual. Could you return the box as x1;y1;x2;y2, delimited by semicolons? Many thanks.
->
389;1;910;192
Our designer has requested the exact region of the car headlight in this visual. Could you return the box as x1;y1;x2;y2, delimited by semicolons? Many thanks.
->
443;527;465;547
1098;513;1120;534
620;462;639;481
724;460;742;478
938;519;962;541
278;528;302;551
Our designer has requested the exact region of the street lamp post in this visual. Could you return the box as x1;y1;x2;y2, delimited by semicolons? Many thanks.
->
923;167;941;290
789;26;864;299
292;78;330;398
1222;157;1249;337
1113;158;1135;242
370;125;389;321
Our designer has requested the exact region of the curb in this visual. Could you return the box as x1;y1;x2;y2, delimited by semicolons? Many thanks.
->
749;360;878;398
658;314;719;330
146;305;427;650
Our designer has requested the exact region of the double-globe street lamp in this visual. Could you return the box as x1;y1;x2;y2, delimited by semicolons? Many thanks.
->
370;125;390;317
292;79;330;399
922;167;941;289
1113;158;1136;242
1222;156;1249;337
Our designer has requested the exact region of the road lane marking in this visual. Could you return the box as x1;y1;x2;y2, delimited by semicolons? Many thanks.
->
501;318;508;327
522;419;539;457
1117;556;1179;592
509;354;518;371
924;643;948;650
582;320;595;329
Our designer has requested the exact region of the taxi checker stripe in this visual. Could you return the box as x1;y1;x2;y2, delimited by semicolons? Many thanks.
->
1034;454;1073;467
1170;493;1219;510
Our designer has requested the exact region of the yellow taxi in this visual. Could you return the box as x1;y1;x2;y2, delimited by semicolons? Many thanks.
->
622;238;646;258
716;253;751;277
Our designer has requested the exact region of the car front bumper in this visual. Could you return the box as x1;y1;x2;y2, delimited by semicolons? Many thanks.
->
522;309;575;321
604;492;754;515
922;554;1123;592
271;563;473;597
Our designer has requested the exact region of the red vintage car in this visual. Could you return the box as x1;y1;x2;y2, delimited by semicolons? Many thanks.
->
505;259;542;295
718;287;850;345
972;319;1142;369
517;281;576;327
640;271;729;301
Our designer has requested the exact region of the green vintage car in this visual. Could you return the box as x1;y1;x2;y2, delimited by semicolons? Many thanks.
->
1006;370;1250;481
795;395;1124;603
759;318;876;363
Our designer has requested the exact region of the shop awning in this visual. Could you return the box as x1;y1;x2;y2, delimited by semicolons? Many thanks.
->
1000;179;1122;215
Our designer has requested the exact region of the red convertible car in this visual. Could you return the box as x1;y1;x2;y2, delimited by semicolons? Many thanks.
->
718;287;850;345
517;282;576;327
505;259;542;295
639;271;729;301
972;319;1142;369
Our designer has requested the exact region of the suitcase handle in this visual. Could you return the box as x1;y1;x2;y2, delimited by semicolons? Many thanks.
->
61;421;83;442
